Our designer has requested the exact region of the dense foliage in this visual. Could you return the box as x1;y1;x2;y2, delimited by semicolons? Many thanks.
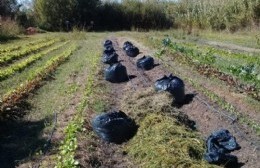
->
1;0;260;32
0;0;19;17
171;0;260;32
33;0;172;31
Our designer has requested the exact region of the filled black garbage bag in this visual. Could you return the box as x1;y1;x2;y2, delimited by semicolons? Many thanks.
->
154;75;172;92
102;52;118;64
123;41;133;50
204;129;240;165
105;63;128;83
103;46;115;55
104;40;113;48
136;56;154;70
126;46;139;57
167;74;185;103
154;74;185;103
92;111;138;144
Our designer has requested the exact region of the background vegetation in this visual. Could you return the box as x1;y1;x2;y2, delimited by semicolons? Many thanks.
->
0;0;260;38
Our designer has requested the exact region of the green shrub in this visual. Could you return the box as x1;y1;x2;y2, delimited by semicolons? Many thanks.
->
0;19;22;41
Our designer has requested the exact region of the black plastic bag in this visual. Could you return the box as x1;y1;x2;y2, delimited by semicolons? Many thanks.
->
102;52;118;64
154;75;172;92
92;111;138;144
103;46;115;55
104;40;113;48
204;129;240;165
105;63;128;83
167;74;185;103
136;56;154;70
126;46;139;57
154;74;185;103
123;41;133;50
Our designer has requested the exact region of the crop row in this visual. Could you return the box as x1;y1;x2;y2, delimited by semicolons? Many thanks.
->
56;47;99;168
179;42;260;87
0;46;21;54
162;39;259;100
0;44;78;113
0;41;70;81
154;51;260;135
0;39;59;65
0;38;55;54
179;42;260;69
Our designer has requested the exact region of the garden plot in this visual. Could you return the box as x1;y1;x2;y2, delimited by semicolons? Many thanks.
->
0;32;259;168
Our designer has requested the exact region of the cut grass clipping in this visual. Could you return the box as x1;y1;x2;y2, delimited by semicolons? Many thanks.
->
121;88;218;168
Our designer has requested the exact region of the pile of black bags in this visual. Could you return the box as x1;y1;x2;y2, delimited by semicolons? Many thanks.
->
102;52;118;65
155;74;185;103
92;111;138;144
102;40;128;83
205;129;241;165
102;40;118;64
136;56;154;70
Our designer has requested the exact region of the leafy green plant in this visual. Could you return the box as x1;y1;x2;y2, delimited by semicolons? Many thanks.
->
0;39;59;65
0;44;78;112
228;64;259;82
0;41;69;81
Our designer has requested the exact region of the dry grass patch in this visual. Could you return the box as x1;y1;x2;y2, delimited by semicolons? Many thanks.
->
121;87;219;168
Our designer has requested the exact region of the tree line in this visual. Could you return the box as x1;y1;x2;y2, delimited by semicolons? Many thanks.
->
33;0;172;31
1;0;260;32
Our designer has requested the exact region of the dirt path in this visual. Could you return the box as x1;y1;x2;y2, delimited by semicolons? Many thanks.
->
112;37;259;168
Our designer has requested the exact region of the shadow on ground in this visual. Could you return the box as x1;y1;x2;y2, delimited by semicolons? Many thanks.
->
0;116;49;168
174;93;196;108
0;35;20;43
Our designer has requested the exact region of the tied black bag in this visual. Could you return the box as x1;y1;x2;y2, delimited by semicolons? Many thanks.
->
92;111;138;144
154;75;171;92
136;56;154;70
102;52;118;64
154;74;185;103
104;40;113;48
105;63;128;83
167;74;185;103
125;46;139;57
204;129;240;165
123;41;133;50
103;46;115;56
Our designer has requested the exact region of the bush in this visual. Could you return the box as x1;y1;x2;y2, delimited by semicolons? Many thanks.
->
0;19;22;41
